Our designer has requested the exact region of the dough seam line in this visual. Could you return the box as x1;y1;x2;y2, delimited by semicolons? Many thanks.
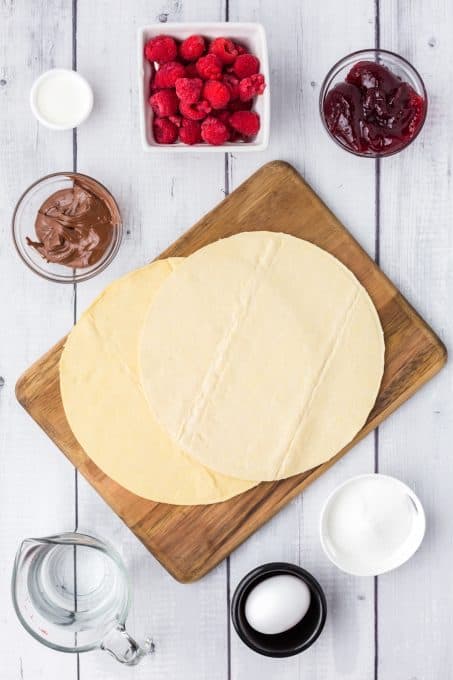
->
274;285;361;479
178;237;282;449
61;259;255;504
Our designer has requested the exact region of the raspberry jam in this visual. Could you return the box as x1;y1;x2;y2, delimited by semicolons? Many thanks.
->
323;60;426;156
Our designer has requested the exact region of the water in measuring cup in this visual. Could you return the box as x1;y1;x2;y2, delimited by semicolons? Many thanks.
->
27;541;129;636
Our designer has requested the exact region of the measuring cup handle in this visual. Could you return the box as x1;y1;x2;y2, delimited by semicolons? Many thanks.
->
101;623;154;665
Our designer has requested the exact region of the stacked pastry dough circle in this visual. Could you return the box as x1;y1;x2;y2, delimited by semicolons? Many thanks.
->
139;233;385;482
60;258;256;505
61;232;385;503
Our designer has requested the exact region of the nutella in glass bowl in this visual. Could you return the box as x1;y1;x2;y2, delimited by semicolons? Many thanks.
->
319;49;427;157
13;173;122;283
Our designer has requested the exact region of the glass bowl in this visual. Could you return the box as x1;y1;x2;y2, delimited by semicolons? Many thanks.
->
12;172;122;283
319;48;428;158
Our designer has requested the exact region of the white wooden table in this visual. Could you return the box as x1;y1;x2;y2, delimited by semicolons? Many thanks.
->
1;1;452;677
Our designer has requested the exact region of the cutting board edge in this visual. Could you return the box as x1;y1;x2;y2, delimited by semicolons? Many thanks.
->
16;339;63;407
14;326;445;585
14;160;449;584
15;351;446;587
157;161;310;259
167;341;447;582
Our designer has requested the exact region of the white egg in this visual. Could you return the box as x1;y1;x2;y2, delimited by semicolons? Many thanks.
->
244;574;311;635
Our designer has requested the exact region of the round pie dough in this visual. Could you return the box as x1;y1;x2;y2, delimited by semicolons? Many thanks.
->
140;232;385;482
60;259;256;504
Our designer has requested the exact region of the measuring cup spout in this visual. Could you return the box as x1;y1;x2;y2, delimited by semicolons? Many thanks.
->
101;624;154;665
12;537;44;580
16;536;46;553
12;533;103;591
11;531;154;662
17;533;97;553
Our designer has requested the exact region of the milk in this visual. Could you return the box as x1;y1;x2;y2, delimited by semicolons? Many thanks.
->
31;69;93;129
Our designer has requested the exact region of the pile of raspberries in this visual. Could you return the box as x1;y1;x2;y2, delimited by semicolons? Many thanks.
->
145;34;266;145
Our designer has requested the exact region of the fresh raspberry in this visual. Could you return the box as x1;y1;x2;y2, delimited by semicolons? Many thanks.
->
149;89;179;117
201;116;230;145
223;73;240;100
153;117;178;143
169;114;182;127
196;54;222;80
145;35;178;64
239;73;266;101
203;80;230;109
179;35;206;61
179;99;211;120
229;110;260;137
179;118;202;145
209;37;238;64
228;97;253;112
215;110;231;126
175;77;202;103
153;61;186;89
233;54;260;79
185;62;199;78
234;42;247;56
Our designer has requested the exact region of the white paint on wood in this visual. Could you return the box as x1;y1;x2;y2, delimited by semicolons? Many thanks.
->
0;2;77;679
1;1;452;678
75;1;228;678
378;1;453;677
227;1;377;678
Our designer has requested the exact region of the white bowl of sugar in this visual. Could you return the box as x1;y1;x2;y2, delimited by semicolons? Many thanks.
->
320;473;426;576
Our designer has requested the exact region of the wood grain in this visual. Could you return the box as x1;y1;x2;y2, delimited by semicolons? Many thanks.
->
226;3;379;678
377;2;453;678
0;2;78;679
15;161;446;583
73;3;230;679
2;3;453;679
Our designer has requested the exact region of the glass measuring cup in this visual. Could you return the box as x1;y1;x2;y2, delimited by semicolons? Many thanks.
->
11;532;153;665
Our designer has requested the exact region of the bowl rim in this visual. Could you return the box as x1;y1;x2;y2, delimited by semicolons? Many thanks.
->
12;171;123;284
319;472;426;576
137;22;270;152
231;562;327;657
29;68;94;131
319;47;428;158
11;530;131;654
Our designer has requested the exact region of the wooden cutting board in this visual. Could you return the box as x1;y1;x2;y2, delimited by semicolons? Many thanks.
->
16;161;446;582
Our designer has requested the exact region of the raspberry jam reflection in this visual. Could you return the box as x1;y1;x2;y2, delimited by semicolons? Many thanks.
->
323;60;426;156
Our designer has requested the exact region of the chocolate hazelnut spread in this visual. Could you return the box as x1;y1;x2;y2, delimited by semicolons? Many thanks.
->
26;175;119;268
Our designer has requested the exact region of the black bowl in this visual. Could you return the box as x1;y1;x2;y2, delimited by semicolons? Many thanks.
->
231;562;327;657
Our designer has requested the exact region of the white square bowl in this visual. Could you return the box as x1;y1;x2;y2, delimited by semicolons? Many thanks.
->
138;22;270;152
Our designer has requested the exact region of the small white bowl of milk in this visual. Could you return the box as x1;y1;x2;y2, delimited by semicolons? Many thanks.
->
30;69;93;130
320;473;426;576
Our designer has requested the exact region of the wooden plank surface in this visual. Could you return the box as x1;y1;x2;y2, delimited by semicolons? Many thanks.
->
16;161;446;585
226;3;380;678
377;2;453;678
0;2;77;679
73;2;229;678
1;2;453;679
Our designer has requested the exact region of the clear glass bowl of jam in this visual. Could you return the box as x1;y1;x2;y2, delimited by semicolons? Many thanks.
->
320;49;427;157
12;172;122;283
